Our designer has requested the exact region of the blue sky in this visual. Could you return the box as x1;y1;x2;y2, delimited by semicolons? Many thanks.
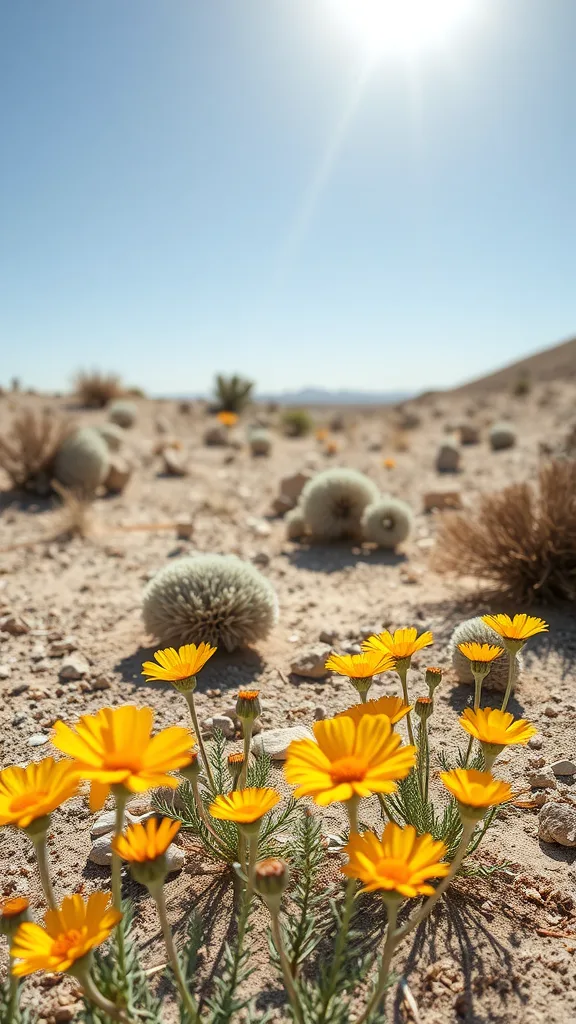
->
1;0;575;395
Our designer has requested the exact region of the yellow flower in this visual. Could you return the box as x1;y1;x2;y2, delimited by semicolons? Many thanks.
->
362;627;433;662
335;695;412;726
0;758;78;829
342;823;450;898
111;817;181;863
440;768;513;811
142;643;216;683
209;787;280;824
325;651;396;679
459;708;536;747
457;642;504;663
284;714;416;807
383;458;396;470
11;892;121;977
481;614;548;644
2;897;29;920
217;411;238;427
52;706;196;812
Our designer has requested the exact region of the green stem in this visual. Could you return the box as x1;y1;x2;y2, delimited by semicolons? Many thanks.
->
246;831;259;901
377;793;393;821
191;780;230;853
111;790;127;974
153;885;200;1024
238;831;247;875
421;722;430;804
183;691;216;793
500;651;517;712
32;832;56;910
465;669;487;766
397;666;415;747
346;796;359;834
394;820;475;943
238;721;253;790
72;962;131;1023
7;961;19;1023
317;878;356;1023
355;901;398;1024
270;910;305;1024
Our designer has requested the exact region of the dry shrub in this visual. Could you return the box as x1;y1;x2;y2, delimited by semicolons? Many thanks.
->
0;408;72;491
74;370;121;408
51;481;95;540
433;459;576;602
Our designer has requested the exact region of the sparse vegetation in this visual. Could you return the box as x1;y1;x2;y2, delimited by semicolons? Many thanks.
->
434;459;576;602
361;496;413;549
74;370;122;408
108;399;137;428
281;408;313;437
214;374;254;414
53;426;110;496
0;407;72;493
299;467;379;541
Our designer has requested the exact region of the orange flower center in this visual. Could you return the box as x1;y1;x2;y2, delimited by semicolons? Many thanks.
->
329;755;368;784
103;752;142;772
238;690;259;699
10;791;44;813
52;929;84;958
376;857;412;884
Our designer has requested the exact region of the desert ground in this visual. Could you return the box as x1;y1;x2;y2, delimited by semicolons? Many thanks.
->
1;375;575;1024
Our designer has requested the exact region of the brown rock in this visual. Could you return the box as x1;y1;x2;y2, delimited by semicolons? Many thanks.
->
105;456;133;494
423;491;463;512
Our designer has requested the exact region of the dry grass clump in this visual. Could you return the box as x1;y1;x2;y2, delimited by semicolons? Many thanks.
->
0;408;72;492
433;460;576;602
74;370;121;408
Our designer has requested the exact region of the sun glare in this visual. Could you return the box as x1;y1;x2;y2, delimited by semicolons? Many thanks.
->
331;0;478;59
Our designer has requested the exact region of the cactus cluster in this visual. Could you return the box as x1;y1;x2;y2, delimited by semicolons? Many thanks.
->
108;400;137;429
53;427;109;495
214;374;254;414
248;428;272;456
361;497;413;549
96;423;125;451
142;553;279;651
489;422;516;451
448;616;523;692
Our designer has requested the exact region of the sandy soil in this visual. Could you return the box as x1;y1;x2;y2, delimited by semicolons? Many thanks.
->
1;383;575;1024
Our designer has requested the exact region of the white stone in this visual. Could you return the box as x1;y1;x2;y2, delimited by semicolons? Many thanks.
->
538;802;576;847
290;644;331;680
27;733;49;747
252;725;315;760
58;654;90;681
211;715;235;739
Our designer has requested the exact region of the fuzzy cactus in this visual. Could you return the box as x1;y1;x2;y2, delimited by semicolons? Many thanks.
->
108;400;137;429
53;427;109;495
142;553;279;651
299;468;379;540
96;423;125;452
361;496;413;549
448;616;523;693
285;506;307;540
249;429;272;457
489;422;516;451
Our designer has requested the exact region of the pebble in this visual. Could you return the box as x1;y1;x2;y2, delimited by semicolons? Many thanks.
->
290;644;331;680
54;1008;75;1022
0;664;11;678
48;637;78;657
175;517;194;540
212;715;236;739
527;768;557;790
12;713;27;726
88;833;185;872
314;706;327;721
0;615;30;635
435;443;461;473
91;674;112;691
544;706;560;718
163;449;188;475
423;491;462;513
549;759;576;776
105;457;132;494
252;725;315;760
539;802;576;847
319;629;339;645
27;733;49;747
252;551;270;566
527;736;543;750
58;654;90;681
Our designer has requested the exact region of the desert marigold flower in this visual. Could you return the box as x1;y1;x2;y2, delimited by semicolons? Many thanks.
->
363;627;433;663
209;787;280;826
0;897;31;938
217;411;238;427
383;458;396;470
342;823;450;899
335;695;412;726
180;750;201;783
227;752;244;785
481;614;548;648
52;706;196;812
440;768;513;821
112;817;181;863
457;642;504;664
235;689;261;721
459;708;536;747
325;651;396;679
284;714;416;807
142;643;216;691
425;667;443;696
0;758;78;830
11;892;122;977
414;697;433;721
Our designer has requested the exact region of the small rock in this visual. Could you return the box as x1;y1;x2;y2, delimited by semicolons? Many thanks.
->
91;674;112;691
0;664;11;678
252;725;315;760
319;629;339;645
544;705;559;718
529;790;549;807
539;802;576;847
528;736;543;750
58;654;90;681
314;706;327;721
549;759;576;777
163;449;188;476
459;423;480;445
211;715;235;739
252;551;270;566
203;425;228;446
90;811;118;838
423;491;463;513
290;644;331;680
278;471;311;508
48;637;78;657
27;733;49;747
12;712;27;726
54;1009;75;1022
247;517;272;537
175;517;194;540
0;615;30;635
435;443;461;473
527;768;557;790
105;456;133;494
89;834;114;865
165;843;185;873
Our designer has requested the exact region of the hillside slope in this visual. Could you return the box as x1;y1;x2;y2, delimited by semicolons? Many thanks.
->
451;334;576;394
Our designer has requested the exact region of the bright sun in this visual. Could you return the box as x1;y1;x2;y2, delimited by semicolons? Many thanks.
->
331;0;478;58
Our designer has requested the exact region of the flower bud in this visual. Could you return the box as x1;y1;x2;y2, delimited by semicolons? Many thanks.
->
1;897;31;938
414;697;433;722
227;752;244;788
235;690;261;722
130;854;170;889
425;667;442;698
172;675;197;694
254;858;290;910
180;751;201;784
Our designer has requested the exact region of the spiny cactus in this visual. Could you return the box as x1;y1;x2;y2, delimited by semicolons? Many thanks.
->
142;553;279;651
108;400;137;429
53;427;109;495
299;468;379;541
214;374;254;414
448;616;522;693
489;422;516;451
361;496;413;549
248;428;272;456
96;423;124;451
285;506;307;540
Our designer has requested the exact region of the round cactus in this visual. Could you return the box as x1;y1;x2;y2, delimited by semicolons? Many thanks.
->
96;423;125;452
53;427;109;494
249;429;272;457
489;422;516;451
299;468;379;541
448;616;523;693
108;400;137;429
142;553;279;651
285;507;307;540
361;496;413;549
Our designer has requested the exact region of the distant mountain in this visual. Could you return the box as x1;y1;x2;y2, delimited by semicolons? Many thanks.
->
255;388;411;406
450;334;576;394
